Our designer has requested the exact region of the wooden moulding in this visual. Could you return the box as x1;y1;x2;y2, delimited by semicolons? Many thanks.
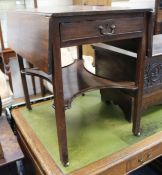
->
12;108;162;175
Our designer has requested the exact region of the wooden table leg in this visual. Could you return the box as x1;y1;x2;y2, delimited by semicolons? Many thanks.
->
53;64;69;166
17;54;32;110
133;36;146;136
52;20;69;166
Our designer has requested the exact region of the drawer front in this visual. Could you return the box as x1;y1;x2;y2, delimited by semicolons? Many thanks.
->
127;143;162;173
60;17;144;45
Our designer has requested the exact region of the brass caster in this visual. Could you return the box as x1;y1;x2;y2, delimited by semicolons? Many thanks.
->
64;162;70;167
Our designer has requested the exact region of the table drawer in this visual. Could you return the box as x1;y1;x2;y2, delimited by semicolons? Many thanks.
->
100;162;126;175
127;143;162;173
60;17;144;45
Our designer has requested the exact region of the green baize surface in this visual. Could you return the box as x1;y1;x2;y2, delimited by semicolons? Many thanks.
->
19;91;162;173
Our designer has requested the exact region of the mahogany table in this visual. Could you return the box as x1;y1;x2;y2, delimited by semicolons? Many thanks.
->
8;6;150;166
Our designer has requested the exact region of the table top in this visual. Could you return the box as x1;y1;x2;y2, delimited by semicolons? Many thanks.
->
11;5;151;17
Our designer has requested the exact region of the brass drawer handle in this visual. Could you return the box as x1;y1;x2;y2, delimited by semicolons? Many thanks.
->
138;158;144;164
147;153;152;159
98;24;116;35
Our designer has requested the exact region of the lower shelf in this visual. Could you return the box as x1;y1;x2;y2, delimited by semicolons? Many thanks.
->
23;59;137;108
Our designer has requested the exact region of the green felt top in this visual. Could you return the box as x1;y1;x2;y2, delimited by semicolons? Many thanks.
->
18;91;162;173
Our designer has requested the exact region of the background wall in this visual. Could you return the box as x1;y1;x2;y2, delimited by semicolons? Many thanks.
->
38;0;72;7
112;0;155;8
0;0;25;47
25;0;72;8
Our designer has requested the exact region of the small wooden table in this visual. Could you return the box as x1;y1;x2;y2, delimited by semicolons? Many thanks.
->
8;6;151;166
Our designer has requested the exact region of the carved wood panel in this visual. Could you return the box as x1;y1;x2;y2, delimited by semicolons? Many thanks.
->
144;57;162;89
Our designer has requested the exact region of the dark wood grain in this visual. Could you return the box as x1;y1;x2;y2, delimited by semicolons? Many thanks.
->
7;8;147;74
60;17;144;46
7;13;50;73
0;20;39;94
94;44;136;81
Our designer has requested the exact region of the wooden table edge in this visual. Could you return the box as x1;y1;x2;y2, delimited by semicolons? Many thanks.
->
12;108;162;175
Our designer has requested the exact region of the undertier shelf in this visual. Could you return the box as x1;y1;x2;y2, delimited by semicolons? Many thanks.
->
22;59;138;108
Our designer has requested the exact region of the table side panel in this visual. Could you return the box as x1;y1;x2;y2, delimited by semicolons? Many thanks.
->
8;12;50;73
